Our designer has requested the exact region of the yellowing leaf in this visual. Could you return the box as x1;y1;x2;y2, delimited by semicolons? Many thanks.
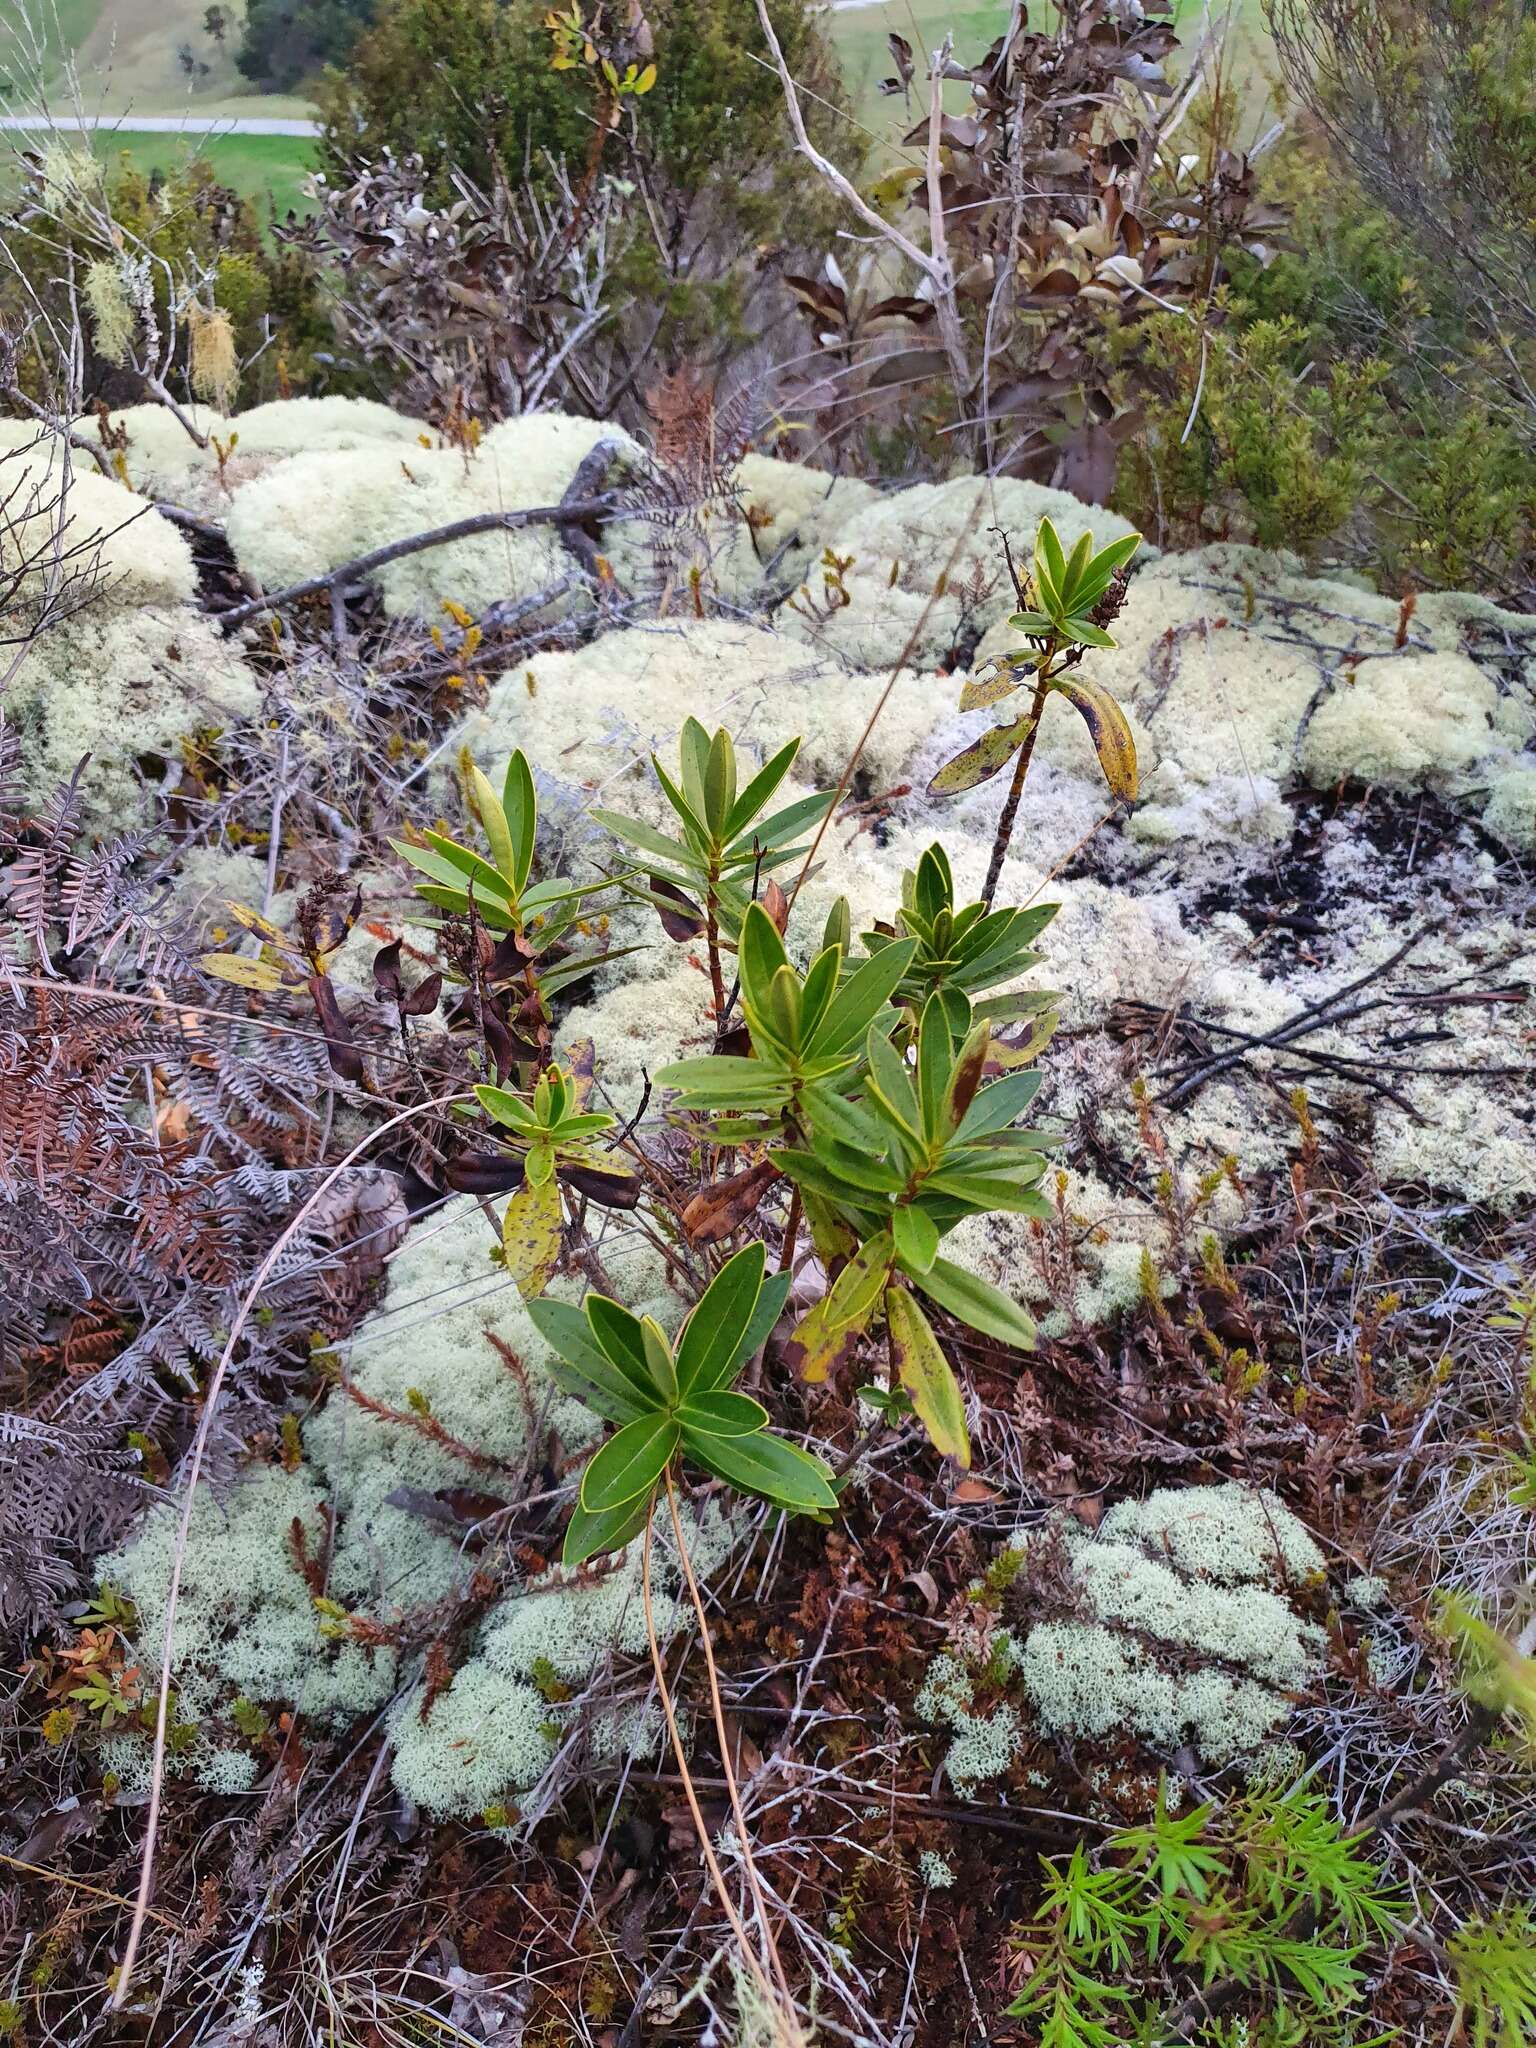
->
222;901;290;943
469;763;516;883
958;661;1025;711
886;1285;971;1466
927;712;1034;796
198;951;290;992
787;1233;894;1383
1053;675;1138;801
502;1176;563;1298
989;1006;1061;1069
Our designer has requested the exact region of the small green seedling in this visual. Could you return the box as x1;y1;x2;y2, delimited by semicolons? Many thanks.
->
781;991;1053;1465
594;721;835;1015
930;518;1142;906
862;839;1060;1048
476;1062;636;1296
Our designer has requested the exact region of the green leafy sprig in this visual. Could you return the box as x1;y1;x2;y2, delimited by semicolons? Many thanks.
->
530;1243;837;1566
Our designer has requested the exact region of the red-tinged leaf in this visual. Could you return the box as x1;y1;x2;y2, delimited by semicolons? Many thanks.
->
558;1156;642;1209
401;971;442;1017
447;1151;527;1196
648;873;706;941
949;1476;1000;1505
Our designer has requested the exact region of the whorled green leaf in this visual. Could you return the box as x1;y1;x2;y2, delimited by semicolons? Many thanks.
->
675;1242;765;1398
562;1491;651;1568
580;1412;679;1512
885;1284;971;1467
678;1389;769;1436
891;1203;940;1273
906;1254;1037;1352
469;763;516;887
683;1427;838;1513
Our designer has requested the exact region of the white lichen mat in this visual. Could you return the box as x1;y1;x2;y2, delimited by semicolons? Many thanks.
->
63;404;1534;1809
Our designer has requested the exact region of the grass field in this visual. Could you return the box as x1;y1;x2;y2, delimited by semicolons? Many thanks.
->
5;0;1278;233
91;127;318;219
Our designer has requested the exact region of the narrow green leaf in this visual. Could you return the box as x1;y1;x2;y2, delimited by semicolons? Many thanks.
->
652;753;711;850
798;945;842;1047
678;1390;769;1436
528;1299;658;1426
804;937;916;1060
590;809;701;870
585;1294;657;1398
639;1316;678;1401
696;1269;790;1394
729;787;836;857
916;992;952;1140
1035;516;1066;610
737;902;789;1009
470;764;516;887
1057;527;1094;611
655;1055;789;1105
703;726;736;837
1062;618;1118;650
684;1428;838;1512
675;1242;766;1398
892;1204;940;1273
799;1082;889;1156
907;1255;1037;1350
724;736;801;840
580;1413;679;1512
563;1492;651;1567
677;718;713;823
503;750;538;891
864;1025;921;1138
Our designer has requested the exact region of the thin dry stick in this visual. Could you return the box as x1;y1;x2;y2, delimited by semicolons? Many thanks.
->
664;1471;796;2014
111;1087;474;2008
788;485;993;910
213;499;617;628
640;1504;803;2048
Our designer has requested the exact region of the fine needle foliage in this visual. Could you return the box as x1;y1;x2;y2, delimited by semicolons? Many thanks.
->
1009;1781;1407;2048
527;1242;837;1565
930;518;1142;906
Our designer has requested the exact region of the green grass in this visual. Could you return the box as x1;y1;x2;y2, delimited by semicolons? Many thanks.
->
88;130;318;224
826;0;1279;140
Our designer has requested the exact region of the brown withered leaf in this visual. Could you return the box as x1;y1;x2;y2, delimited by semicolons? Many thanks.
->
681;1158;782;1243
308;973;365;1084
